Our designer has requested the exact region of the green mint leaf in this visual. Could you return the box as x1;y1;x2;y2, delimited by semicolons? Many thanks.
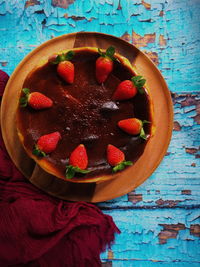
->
140;127;147;140
32;146;46;157
106;46;115;59
19;97;28;107
52;51;75;64
137;87;144;94
52;54;64;64
123;161;133;166
142;120;151;124
112;161;132;173
65;50;75;61
22;88;30;95
20;88;30;107
66;166;76;179
51;55;60;65
65;165;90;179
113;163;125;173
98;48;105;57
74;166;90;174
131;76;146;94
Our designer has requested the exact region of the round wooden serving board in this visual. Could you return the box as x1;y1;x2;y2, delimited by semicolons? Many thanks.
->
1;32;173;202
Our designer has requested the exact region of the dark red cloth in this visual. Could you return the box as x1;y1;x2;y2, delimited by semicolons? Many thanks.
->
0;70;120;267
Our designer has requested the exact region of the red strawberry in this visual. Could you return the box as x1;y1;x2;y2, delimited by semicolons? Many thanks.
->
33;131;61;157
57;61;74;84
95;46;115;84
118;118;150;140
66;144;90;179
50;50;75;84
112;76;146;100
112;80;137;100
107;144;132;172
19;88;53;110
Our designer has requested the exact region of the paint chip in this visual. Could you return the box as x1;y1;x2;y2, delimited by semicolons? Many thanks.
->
173;121;181;131
156;199;181;207
107;249;114;260
181;190;192;195
52;0;75;9
143;51;159;65
159;34;167;46
185;147;198;155
25;0;40;8
128;191;143;204
158;224;186;244
159;10;164;16
0;62;7;67
190;224;200;237
132;31;156;48
121;32;131;43
141;0;151;10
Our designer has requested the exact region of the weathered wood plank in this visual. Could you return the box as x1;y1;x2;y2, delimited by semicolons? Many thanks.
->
0;0;199;95
101;209;200;264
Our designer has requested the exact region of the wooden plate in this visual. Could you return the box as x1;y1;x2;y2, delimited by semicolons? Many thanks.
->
1;32;173;202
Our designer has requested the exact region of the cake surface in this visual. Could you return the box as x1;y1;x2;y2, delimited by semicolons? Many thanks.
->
16;47;153;182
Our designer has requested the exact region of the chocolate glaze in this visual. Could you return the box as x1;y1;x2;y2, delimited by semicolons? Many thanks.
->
17;50;151;180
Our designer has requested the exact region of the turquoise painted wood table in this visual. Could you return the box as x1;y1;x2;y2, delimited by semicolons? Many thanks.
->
0;0;199;266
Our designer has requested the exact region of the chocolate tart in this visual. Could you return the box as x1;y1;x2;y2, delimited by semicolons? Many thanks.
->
16;47;154;183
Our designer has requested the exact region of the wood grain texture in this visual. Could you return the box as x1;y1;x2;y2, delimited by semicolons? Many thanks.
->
0;0;199;266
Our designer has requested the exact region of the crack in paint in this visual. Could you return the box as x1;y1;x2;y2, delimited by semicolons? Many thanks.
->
181;190;192;195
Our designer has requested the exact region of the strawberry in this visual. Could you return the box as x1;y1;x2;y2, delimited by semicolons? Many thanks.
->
57;61;74;84
95;46;115;84
66;144;90;179
112;76;146;100
19;88;53;110
112;80;137;100
33;131;61;157
107;144;132;172
118;118;150;140
51;50;75;84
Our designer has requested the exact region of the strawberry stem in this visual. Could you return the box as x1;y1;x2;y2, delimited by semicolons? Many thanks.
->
139;120;151;140
131;76;146;94
112;161;132;173
98;46;116;61
32;145;46;157
106;46;115;59
66;165;90;179
140;127;147;140
51;51;75;64
19;88;30;107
